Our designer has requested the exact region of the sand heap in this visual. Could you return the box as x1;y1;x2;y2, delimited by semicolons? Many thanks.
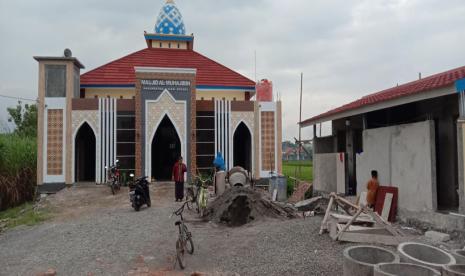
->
204;187;299;227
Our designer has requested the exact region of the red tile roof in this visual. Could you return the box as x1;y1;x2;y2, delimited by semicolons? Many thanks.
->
301;65;465;126
80;48;255;88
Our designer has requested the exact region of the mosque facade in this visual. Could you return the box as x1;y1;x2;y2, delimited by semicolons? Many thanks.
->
34;0;282;188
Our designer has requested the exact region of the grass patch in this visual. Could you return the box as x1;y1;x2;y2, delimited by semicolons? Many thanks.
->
0;134;37;210
282;160;313;183
282;160;313;197
0;202;49;230
0;134;37;176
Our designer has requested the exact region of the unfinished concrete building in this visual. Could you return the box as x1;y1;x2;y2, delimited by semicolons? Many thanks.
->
301;66;465;231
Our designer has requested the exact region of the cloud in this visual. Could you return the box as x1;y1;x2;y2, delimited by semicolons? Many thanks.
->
1;0;465;140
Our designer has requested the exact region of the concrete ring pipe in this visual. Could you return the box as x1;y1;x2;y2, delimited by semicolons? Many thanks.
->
452;250;465;264
374;262;441;276
397;242;456;270
343;245;399;276
443;264;465;276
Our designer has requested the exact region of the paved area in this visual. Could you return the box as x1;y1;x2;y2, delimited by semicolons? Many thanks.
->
0;183;348;276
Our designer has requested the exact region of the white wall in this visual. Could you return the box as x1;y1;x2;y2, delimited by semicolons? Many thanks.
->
356;120;436;213
314;153;345;194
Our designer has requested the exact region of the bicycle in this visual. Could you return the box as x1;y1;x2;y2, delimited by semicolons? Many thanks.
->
196;175;209;217
106;160;121;195
171;201;194;269
185;181;199;213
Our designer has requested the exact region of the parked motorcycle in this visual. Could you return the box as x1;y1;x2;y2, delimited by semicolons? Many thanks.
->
128;174;151;211
107;160;121;195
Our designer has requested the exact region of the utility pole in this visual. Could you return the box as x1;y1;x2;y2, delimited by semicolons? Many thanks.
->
298;73;303;177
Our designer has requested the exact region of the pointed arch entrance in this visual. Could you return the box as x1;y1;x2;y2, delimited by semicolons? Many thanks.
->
151;115;181;181
75;122;96;182
233;122;252;172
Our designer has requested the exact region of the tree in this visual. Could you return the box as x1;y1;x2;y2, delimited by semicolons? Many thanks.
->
7;101;37;137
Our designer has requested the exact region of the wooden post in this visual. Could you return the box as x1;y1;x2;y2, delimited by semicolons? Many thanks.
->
336;207;364;240
319;195;334;234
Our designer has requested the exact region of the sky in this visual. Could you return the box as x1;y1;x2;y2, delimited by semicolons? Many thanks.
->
1;0;465;140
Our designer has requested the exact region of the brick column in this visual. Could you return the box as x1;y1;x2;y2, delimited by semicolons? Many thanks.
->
189;81;197;181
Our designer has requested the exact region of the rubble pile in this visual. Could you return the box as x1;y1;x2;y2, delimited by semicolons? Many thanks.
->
205;187;299;227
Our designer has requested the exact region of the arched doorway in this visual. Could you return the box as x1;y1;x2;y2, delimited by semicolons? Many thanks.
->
152;115;181;181
233;122;252;172
75;122;96;182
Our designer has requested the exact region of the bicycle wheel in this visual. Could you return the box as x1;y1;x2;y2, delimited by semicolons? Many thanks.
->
185;188;194;210
176;239;185;269
110;182;115;195
198;189;208;217
186;237;194;255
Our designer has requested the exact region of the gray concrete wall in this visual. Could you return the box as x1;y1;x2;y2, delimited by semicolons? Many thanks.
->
356;120;436;213
314;153;345;193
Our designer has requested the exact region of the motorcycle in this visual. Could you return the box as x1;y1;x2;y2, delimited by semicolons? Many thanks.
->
128;174;151;211
106;160;121;195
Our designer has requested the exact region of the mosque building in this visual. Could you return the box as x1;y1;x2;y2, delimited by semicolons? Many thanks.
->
34;0;282;189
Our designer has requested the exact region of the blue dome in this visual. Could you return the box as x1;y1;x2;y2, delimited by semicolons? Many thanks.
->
154;0;186;35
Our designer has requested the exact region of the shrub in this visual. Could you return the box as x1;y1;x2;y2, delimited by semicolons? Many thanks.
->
0;134;37;211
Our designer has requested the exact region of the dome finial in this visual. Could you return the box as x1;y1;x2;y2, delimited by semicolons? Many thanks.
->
154;0;186;35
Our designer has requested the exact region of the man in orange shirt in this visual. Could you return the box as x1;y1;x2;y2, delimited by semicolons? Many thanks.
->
366;170;379;208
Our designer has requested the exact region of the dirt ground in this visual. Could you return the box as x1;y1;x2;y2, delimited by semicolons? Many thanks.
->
1;183;455;276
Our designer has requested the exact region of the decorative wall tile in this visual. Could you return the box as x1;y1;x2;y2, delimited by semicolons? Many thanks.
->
147;92;186;143
261;111;275;171
72;111;99;135
47;109;63;175
231;111;254;133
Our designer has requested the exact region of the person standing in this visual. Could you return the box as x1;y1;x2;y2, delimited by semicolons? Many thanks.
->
172;156;187;202
366;170;380;208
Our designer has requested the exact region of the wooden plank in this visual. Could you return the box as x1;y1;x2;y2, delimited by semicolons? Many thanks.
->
330;213;374;224
337;232;410;246
336;208;364;240
381;193;393;221
368;210;404;237
346;225;384;232
346;228;392;235
319;196;334;235
334;194;360;210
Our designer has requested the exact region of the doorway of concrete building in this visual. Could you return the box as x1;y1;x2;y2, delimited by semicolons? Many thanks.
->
75;122;96;182
151;115;181;181
233;122;252;172
435;116;459;211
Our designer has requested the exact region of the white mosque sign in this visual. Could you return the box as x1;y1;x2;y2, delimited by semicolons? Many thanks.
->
141;79;191;93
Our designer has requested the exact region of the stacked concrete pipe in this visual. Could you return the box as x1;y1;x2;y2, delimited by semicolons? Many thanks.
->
374;262;440;276
343;245;399;276
443;264;465;276
397;242;456;271
452;250;465;264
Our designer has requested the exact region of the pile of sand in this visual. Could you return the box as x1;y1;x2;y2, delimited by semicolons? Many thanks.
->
204;187;299;227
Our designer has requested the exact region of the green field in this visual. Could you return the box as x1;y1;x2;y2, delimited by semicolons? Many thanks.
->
282;160;313;183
